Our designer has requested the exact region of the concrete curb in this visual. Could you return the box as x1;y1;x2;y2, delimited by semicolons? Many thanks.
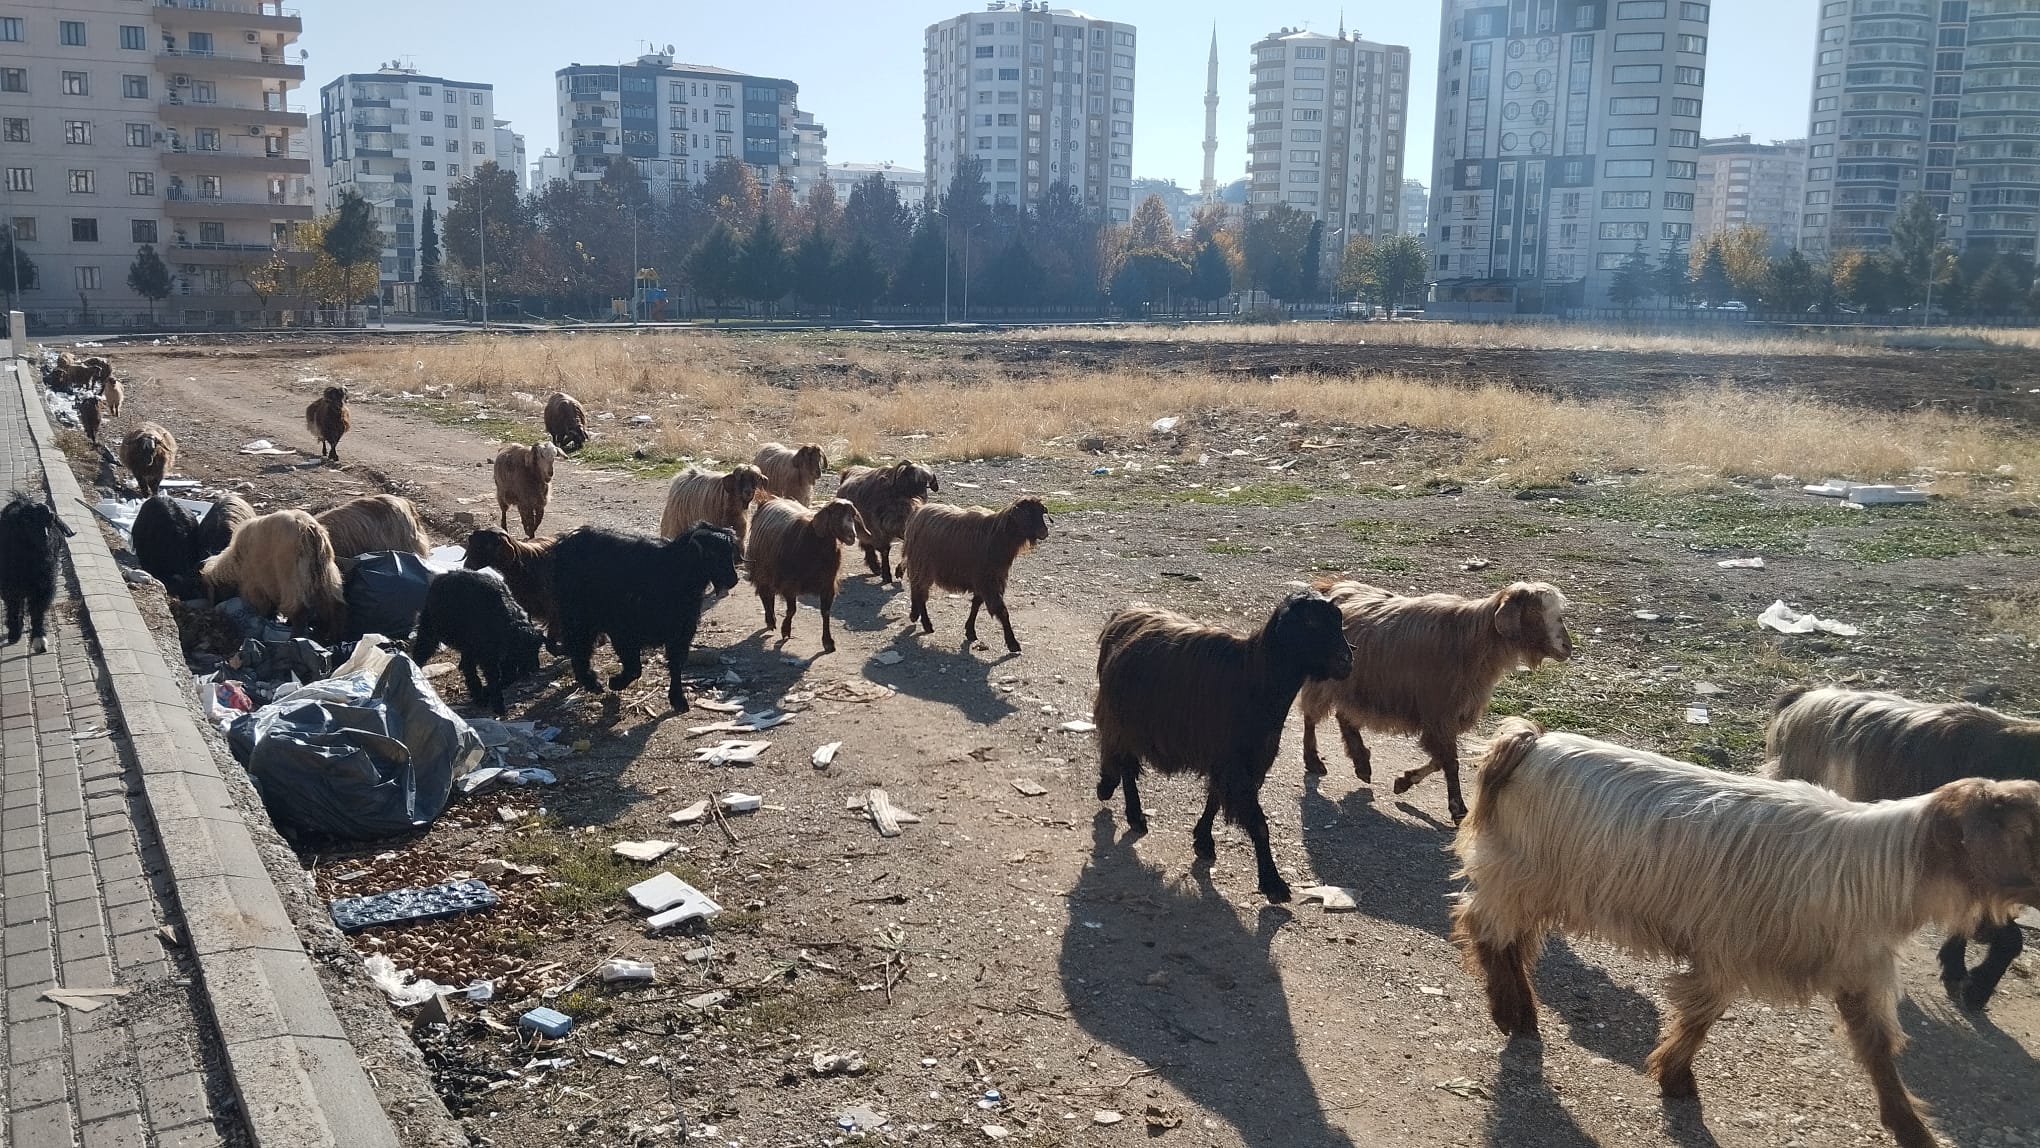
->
11;361;403;1148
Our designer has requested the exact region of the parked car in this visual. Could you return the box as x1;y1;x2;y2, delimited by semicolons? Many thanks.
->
1716;300;1750;312
1806;304;1860;315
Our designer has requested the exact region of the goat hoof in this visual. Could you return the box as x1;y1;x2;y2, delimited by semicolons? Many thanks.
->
1449;802;1469;825
1354;762;1372;782
1261;879;1292;903
821;640;836;654
1095;780;1115;801
1655;1069;1699;1100
668;692;690;713
1005;641;1022;654
1191;836;1216;861
1961;980;1996;1012
1392;773;1420;795
1303;756;1327;776
32;637;48;654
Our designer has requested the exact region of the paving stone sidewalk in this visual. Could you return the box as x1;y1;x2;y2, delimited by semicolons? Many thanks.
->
2;372;245;1145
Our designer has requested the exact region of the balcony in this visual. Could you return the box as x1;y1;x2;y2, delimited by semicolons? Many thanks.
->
170;242;314;268
156;47;306;83
164;191;314;221
153;0;302;34
572;141;619;157
159;98;307;129
161;147;311;175
572;115;615;128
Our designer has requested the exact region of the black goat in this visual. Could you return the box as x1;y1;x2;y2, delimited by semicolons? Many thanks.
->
410;571;548;716
132;495;203;599
1093;592;1353;902
550;523;741;712
1;492;74;654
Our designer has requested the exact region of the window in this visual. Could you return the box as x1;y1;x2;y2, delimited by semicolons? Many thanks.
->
1290;149;1321;163
2;118;23;143
1812;120;1835;135
471;116;484;130
446;141;457;153
0;17;19;41
1602;191;1652;208
1292;88;1325;102
1678;34;1706;53
59;20;85;46
75;266;100;290
1600;222;1649;240
71;218;98;242
421;160;435;171
68;170;94;194
1611;64;1661;83
1820;49;1842;65
1664;192;1694;209
1806;190;1830;205
1607;128;1657;146
62;72;88;96
131;219;156;244
1609;97;1659;115
1291;128;1322;142
64;121;91;145
1614;33;1664;51
1822;0;1845;12
1669;129;1699;147
129;172;153;195
1810;143;1834;158
4;169;29;193
1675;66;1703;85
1667;160;1696;178
1616;1;1666;15
122;75;147;99
1814;96;1836;111
1680;2;1709;19
443;90;456;103
1671;97;1701;116
419;110;434;123
471;93;483;105
9;217;31;241
1604;159;1654;177
197;175;220;197
1808;166;1832;182
0;68;22;93
119;24;145;50
447;164;459;177
1597;252;1636;270
472;141;486;154
196;129;218;152
420;135;435;147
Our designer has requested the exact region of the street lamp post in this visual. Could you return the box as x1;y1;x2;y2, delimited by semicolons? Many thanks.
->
477;185;489;332
963;222;983;320
1922;212;1948;328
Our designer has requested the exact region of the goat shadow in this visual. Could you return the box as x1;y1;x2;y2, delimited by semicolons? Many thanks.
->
1895;992;2040;1146
1481;1040;1605;1148
1059;809;1359;1148
828;574;902;634
865;630;1019;725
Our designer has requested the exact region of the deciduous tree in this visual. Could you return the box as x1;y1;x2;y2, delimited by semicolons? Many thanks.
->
125;244;172;321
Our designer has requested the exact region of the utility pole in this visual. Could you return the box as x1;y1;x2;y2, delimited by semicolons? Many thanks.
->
478;186;489;331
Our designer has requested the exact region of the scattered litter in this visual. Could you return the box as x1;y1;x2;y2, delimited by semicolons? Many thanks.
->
629;414;653;425
463;980;494;1002
1419;985;1447;996
1803;479;1930;505
156;924;183;948
1691;681;1725;696
838;1106;889;1132
1758;600;1862;637
1717;556;1766;569
1091;466;1113;476
693;739;770;766
363;953;456;1007
854;788;922;837
1633;611;1662;622
815;678;895;703
812;741;842;768
456;765;557;793
692;697;746;713
811;1052;868;1076
1010;778;1048;797
41;986;131;1012
238;439;292;456
596;959;656;985
684;990;729;1010
1094;1111;1125;1126
669;800;710;825
331;879;498;933
629;871;715;914
473;859;543;883
1151;416;1182;434
520;1007;573;1038
1685;706;1712;725
612;840;681;863
1159;571;1202;581
1299;885;1359;911
1145;1105;1182;1132
1461;558;1492;572
688;710;791;735
873;650;904;666
1058;720;1096;733
720;791;762;814
1436;1077;1491;1100
983;1126;1011;1141
588;1049;627;1065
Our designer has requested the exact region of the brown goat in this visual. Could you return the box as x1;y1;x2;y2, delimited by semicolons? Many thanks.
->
199;509;346;640
493;441;558;540
1297;578;1572;824
659;464;766;549
901;497;1050;653
100;374;124;418
753;443;828;506
746;498;866;654
316;494;431;559
544;391;589;454
45;353;91;392
194;493;254;559
836;460;939;583
76;395;102;443
305;385;350;462
462;527;559;641
120;423;177;498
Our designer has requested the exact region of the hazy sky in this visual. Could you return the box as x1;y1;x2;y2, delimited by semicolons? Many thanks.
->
301;0;1816;191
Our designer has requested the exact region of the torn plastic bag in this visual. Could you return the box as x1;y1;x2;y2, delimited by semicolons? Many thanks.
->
341;551;434;642
231;653;484;842
236;635;335;686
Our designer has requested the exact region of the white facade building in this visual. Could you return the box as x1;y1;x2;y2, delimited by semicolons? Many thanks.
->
1245;28;1409;242
826;161;926;210
494;121;526;192
923;2;1138;221
1429;0;1711;311
1694;134;1804;253
531;148;568;189
556;52;803;198
789;109;827;200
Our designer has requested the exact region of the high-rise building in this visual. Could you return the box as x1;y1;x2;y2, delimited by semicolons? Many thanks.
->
923;2;1138;221
0;0;311;325
789;109;828;201
827;161;927;210
1694;135;1805;253
1245;27;1410;244
1428;0;1710;311
1401;178;1429;237
1130;176;1196;233
316;68;501;303
494;121;527;193
1796;1;2038;261
556;51;803;197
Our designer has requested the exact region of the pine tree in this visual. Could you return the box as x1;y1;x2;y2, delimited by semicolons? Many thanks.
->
736;213;794;310
320;189;385;315
791;222;838;313
687;222;742;318
1191;239;1233;310
126;244;172;321
417;198;443;312
832;236;888;315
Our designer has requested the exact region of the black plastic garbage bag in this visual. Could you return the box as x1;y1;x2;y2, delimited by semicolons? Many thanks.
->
236;635;336;687
342;550;434;641
232;654;484;843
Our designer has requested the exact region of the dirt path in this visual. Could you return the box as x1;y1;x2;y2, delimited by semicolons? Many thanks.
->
73;347;2040;1148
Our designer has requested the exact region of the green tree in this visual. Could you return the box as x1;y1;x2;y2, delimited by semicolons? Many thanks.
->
1971;258;2019;316
801;178;842;239
1335;235;1378;304
125;244;172;321
842;173;915;276
1190;238;1232;310
1371;234;1431;311
1240;205;1316;300
1609;244;1653;312
320;189;385;314
1714;224;1772;300
1109;248;1190;316
1299;219;1324;301
1766;247;1818;313
0;231;37;308
1695;241;1732;306
686;222;743;317
980;239;1046;308
1887;192;1946;303
736;213;794;309
1127;194;1176;252
791;222;837;312
891;218;951;307
417;198;444;312
1656;244;1689;306
441;163;530;311
832;236;888;315
702;157;763;232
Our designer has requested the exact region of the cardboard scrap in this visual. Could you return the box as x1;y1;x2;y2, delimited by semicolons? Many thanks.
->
41;986;131;1012
1299;885;1359;911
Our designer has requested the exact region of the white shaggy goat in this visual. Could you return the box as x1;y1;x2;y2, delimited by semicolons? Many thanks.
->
200;509;347;640
493;441;558;540
744;497;865;654
1768;685;2040;1009
1297;578;1572;823
752;443;828;506
901;497;1050;654
1453;718;2040;1148
316;494;431;560
659;464;767;550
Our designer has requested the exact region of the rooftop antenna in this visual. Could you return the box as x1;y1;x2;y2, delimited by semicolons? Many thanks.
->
1339;10;1347;38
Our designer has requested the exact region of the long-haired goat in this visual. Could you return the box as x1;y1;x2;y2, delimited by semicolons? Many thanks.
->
543;391;589;454
835;460;938;583
1296;579;1572;824
901;496;1050;654
317;494;431;560
1094;593;1353;902
1768;685;2040;1010
753;443;827;506
193;493;253;561
76;394;103;443
305;385;350;462
120;423;177;499
493;441;557;540
550;524;741;712
745;497;865;655
2;492;73;654
411;570;549;716
1453;718;2040;1148
659;464;766;550
200;509;346;641
133;495;205;599
462;527;558;643
100;373;124;418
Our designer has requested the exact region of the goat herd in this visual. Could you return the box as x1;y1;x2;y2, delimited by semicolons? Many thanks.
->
6;362;2039;1148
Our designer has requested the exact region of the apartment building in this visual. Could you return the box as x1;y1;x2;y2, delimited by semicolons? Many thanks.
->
1429;0;1713;312
316;68;502;302
789;109;828;201
494;121;526;193
1797;0;2039;261
923;2;1138;221
556;51;803;198
1694;134;1805;251
0;0;310;325
1245;28;1409;244
1401;177;1429;236
826;161;926;210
